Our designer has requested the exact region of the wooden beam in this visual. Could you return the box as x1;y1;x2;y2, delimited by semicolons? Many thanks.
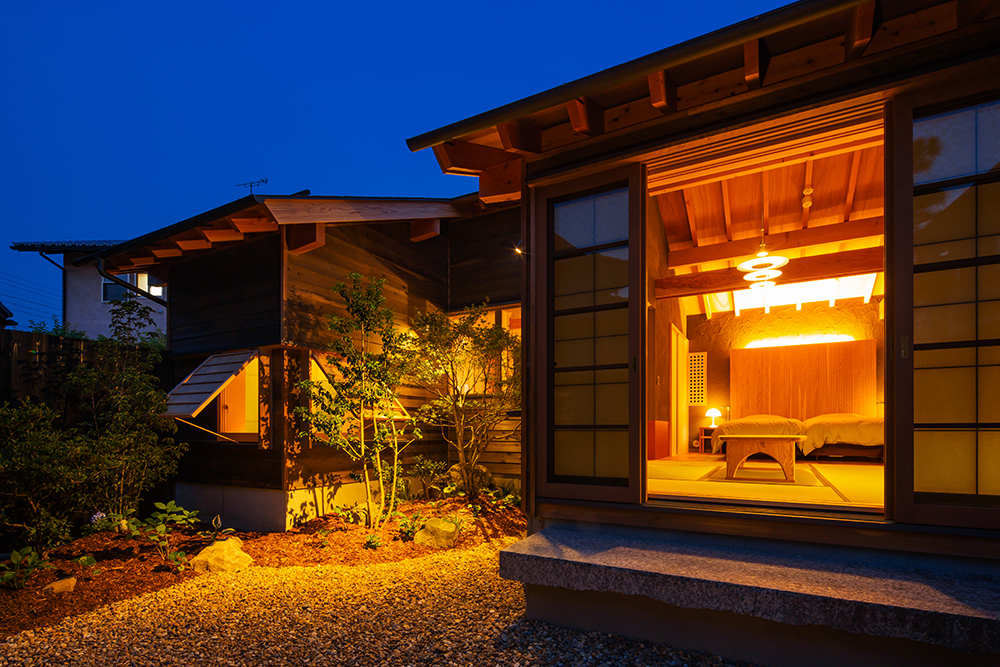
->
845;1;879;60
286;223;325;255
802;159;814;228
668;216;884;268
656;246;883;299
682;188;699;247
762;171;770;235
409;219;440;242
265;198;460;224
172;230;212;251
743;38;770;90
200;222;244;243
149;243;183;258
229;215;277;233
721;180;733;241
566;96;604;136
958;0;1000;27
479;160;522;204
843;150;861;222
497;120;541;154
431;140;517;175
647;70;678;114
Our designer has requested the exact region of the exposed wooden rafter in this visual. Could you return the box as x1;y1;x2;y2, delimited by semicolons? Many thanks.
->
958;0;1000;27
409;219;440;242
432;140;517;175
721;180;733;241
264;198;460;224
845;1;880;60
682;189;700;247
656;246;883;299
802;159;814;228
566;96;604;136
667;216;884;269
479;160;522;204
200;220;244;243
647;70;678;114
843;150;862;222
286;223;325;255
761;172;770;235
743;38;770;90
229;215;278;233
172;230;212;251
497;120;541;154
149;243;183;259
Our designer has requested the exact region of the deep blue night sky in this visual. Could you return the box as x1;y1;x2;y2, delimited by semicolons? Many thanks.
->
0;1;783;325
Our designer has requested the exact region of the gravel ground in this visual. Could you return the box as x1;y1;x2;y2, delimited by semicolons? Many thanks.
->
0;538;757;666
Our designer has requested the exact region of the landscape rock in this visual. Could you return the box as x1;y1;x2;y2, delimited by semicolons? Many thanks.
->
43;576;76;594
190;538;253;574
448;464;493;494
414;518;459;549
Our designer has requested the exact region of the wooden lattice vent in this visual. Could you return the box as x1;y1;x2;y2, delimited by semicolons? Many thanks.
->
688;352;707;406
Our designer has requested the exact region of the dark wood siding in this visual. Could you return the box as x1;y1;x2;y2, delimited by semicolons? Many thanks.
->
169;236;282;356
449;206;521;310
176;440;283;489
284;224;448;350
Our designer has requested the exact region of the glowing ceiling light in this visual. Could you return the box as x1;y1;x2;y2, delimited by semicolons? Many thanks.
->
737;225;788;291
745;333;855;349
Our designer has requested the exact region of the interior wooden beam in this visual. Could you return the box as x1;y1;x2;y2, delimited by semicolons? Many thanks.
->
761;172;770;235
656;246;883;299
497;120;542;154
681;189;701;247
229;215;278;233
958;0;1000;27
286;223;325;255
845;1;880;60
431;140;517;175
743;38;771;90
647;70;678;114
479;160;522;204
409;219;440;243
668;216;884;268
802;159;814;228
566;96;604;136
172;230;212;251
265;198;460;224
843;150;861;222
721;180;733;241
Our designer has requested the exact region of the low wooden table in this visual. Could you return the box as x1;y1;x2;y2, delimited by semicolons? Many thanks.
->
720;435;806;482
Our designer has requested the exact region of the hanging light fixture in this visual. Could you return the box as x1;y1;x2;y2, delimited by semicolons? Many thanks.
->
736;223;788;290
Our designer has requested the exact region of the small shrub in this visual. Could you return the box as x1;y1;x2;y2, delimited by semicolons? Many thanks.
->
396;512;423;542
198;514;235;542
442;512;467;534
409;456;449;500
131;501;198;571
1;547;53;590
363;534;382;550
331;503;365;525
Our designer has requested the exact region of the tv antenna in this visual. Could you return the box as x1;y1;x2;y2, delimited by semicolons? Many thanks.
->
236;177;268;193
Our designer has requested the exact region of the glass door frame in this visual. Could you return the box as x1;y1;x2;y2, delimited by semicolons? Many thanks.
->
531;164;646;504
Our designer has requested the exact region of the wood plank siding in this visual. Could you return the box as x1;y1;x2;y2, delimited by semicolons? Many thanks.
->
168;235;282;356
448;207;521;310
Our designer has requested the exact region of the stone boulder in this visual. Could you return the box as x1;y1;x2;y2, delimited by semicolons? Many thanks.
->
414;518;459;549
190;537;253;574
43;576;76;594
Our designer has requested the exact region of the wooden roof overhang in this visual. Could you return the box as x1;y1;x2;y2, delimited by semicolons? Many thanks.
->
407;0;1000;200
74;194;468;275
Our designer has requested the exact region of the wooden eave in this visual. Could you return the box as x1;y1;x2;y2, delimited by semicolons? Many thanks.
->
407;0;1000;203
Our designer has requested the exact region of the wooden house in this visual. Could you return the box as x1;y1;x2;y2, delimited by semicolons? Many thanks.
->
78;191;521;531
408;0;1000;663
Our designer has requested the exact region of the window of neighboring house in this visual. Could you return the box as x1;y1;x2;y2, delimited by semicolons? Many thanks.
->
102;273;165;301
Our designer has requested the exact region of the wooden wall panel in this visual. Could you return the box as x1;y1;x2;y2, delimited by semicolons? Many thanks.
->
731;339;877;420
449;206;522;310
169;236;282;356
175;440;283;489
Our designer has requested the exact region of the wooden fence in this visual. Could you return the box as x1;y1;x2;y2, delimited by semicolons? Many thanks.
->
0;330;93;404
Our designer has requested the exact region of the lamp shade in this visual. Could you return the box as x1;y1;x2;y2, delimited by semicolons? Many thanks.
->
705;408;722;428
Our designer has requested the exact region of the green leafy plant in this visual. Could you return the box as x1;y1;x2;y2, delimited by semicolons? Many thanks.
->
131;501;198;571
441;512;467;534
198;514;235;541
408;455;449;500
396;512;423;542
408;303;520;499
363;533;382;550
28;316;88;340
1;547;53;590
330;503;365;525
296;274;422;530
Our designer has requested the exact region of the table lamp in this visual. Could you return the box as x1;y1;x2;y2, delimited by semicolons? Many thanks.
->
706;408;722;428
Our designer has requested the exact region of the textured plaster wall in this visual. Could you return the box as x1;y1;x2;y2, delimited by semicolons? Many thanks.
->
63;253;166;339
686;299;885;435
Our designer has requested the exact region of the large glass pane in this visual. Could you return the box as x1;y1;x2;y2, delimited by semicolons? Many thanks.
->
553;187;628;251
977;101;1000;174
913;108;976;185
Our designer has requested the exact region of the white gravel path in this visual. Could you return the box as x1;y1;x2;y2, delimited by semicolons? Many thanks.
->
0;538;755;666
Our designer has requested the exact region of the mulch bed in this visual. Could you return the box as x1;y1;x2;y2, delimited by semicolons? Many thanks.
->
0;497;525;639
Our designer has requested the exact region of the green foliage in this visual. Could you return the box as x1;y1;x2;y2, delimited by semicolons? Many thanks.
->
28;316;88;340
483;481;522;509
1;547;53;590
330;503;366;525
408;455;449;500
198;514;235;542
441;512;467;534
67;296;186;517
408;303;520;499
0;400;102;553
396;512;423;542
297;274;421;530
130;501;198;571
363;533;382;550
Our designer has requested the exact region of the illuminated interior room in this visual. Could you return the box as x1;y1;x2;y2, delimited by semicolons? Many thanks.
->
644;119;886;514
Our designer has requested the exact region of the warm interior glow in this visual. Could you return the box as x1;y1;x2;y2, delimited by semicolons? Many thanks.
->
734;274;877;313
706;407;722;427
745;334;856;349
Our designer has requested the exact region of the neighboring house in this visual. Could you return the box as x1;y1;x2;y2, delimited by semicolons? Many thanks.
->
9;241;167;338
77;192;521;532
406;0;1000;663
0;299;14;329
